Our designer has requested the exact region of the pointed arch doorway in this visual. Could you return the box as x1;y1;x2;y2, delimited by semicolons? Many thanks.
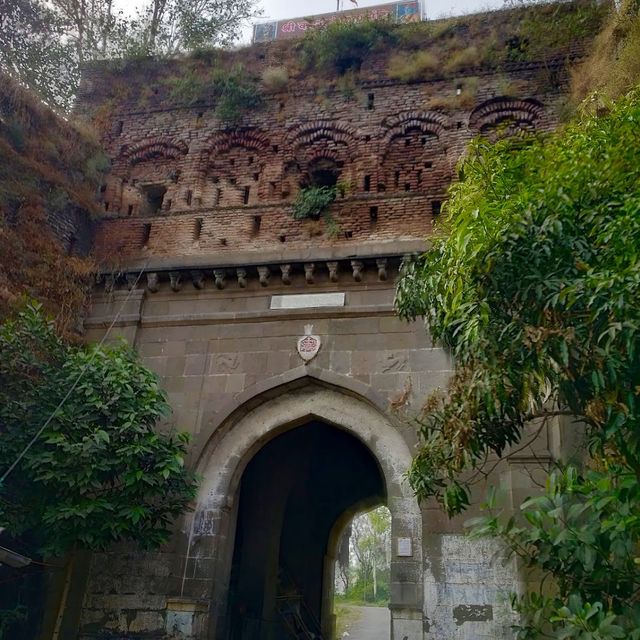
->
227;419;385;639
184;377;424;640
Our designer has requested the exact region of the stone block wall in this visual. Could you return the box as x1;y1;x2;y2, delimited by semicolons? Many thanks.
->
74;260;547;639
67;3;602;637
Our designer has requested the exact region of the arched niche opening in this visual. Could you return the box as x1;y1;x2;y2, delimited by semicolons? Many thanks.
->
225;420;385;640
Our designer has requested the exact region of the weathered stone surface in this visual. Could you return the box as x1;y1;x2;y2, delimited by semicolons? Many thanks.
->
67;5;592;638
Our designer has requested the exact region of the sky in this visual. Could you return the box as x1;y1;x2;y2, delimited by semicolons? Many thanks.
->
242;0;504;43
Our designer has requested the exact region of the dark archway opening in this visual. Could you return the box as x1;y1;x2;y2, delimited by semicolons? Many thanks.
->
226;421;385;640
305;158;340;189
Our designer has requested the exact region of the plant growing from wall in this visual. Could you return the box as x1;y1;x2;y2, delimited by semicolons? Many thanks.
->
387;51;439;82
166;68;208;104
301;18;398;75
291;185;336;220
261;66;289;94
291;186;341;238
212;64;263;124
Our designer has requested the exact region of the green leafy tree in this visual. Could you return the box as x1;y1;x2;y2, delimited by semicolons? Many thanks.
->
395;90;640;638
0;0;259;110
0;0;77;109
132;0;259;56
346;507;390;604
0;303;197;555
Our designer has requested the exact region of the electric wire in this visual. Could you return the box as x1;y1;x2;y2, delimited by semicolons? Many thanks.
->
0;264;149;484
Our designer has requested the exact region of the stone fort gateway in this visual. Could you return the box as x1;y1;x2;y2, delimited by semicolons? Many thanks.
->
44;2;600;638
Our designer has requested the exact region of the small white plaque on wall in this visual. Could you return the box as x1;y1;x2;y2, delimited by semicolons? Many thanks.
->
397;537;413;557
270;292;345;310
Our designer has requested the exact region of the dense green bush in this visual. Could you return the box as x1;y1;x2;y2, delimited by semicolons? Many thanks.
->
291;186;339;237
211;64;263;123
291;185;336;220
0;303;198;555
300;19;398;74
396;89;640;637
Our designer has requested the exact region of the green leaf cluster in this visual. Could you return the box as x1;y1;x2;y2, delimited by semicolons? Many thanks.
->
395;89;640;636
396;90;640;509
291;186;337;221
0;303;197;556
469;468;640;638
300;18;398;75
211;64;264;124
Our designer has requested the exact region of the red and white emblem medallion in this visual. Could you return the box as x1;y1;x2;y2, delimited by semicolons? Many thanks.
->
297;325;321;362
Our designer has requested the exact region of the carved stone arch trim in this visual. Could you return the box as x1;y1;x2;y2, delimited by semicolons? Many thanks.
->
285;119;359;159
469;96;544;133
205;129;270;156
381;110;450;146
193;365;390;463
182;371;424;640
120;137;189;166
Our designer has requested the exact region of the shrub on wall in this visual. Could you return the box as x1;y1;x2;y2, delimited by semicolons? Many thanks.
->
212;64;264;123
291;186;341;237
291;186;336;221
300;18;398;75
166;68;208;104
387;51;439;82
261;66;289;93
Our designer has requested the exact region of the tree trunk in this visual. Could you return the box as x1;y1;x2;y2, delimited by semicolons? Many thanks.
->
373;564;377;599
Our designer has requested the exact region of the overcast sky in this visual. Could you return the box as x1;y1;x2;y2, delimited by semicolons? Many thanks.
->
243;0;504;43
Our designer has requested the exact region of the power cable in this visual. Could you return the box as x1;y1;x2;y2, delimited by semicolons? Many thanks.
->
0;264;149;484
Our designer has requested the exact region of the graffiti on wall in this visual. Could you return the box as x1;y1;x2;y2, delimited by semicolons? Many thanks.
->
252;1;422;43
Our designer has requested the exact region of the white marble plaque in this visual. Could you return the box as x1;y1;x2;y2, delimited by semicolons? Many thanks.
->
270;292;345;310
397;537;413;557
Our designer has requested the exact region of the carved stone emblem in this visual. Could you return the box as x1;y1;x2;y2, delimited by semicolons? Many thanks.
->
297;324;321;362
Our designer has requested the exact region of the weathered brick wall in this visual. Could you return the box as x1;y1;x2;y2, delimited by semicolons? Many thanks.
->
78;10;577;268
87;76;559;265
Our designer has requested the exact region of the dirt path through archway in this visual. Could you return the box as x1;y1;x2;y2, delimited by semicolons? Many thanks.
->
340;606;390;640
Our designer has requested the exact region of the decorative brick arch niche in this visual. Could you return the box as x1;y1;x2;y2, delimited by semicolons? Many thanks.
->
181;377;424;640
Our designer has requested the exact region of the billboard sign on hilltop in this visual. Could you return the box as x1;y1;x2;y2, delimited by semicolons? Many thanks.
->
252;1;423;43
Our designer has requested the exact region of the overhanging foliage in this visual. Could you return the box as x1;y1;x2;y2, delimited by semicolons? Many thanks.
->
396;90;640;513
0;304;198;556
395;89;640;637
